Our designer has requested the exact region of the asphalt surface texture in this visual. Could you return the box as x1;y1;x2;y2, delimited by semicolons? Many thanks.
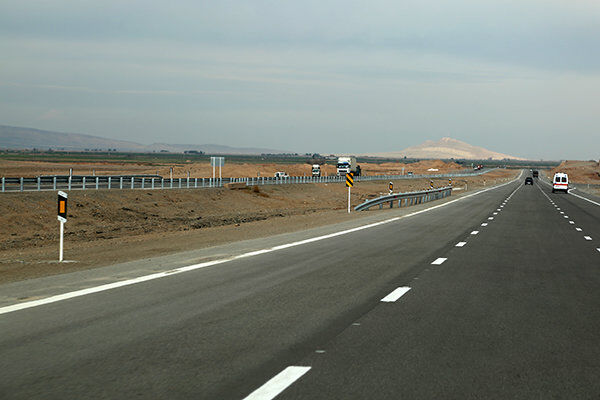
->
1;173;599;399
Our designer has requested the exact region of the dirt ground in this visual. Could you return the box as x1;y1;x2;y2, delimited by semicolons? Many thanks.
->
549;160;600;196
0;168;517;284
0;159;466;178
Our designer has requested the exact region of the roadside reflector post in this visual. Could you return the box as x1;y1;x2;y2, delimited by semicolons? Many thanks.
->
346;172;354;213
389;181;393;195
57;191;68;262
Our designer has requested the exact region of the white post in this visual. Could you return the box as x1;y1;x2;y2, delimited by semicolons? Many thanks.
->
219;165;222;179
59;220;64;262
213;165;215;179
348;186;351;213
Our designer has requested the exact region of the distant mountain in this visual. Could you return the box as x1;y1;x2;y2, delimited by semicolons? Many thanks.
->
0;125;288;155
364;137;525;160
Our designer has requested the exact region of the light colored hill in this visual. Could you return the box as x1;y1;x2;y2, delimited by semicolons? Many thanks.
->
365;137;524;160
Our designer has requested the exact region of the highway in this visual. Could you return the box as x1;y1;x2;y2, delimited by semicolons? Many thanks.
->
1;173;599;399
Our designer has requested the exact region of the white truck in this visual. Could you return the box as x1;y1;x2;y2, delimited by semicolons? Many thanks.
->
336;156;361;176
311;164;321;177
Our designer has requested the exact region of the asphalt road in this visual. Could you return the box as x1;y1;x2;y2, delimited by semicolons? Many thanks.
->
1;174;598;399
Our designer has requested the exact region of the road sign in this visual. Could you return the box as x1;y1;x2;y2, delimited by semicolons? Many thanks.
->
346;172;354;187
57;191;67;223
211;157;225;179
430;179;434;189
389;182;393;192
449;178;452;186
210;157;225;167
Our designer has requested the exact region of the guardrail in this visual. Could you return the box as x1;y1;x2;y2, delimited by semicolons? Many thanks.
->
0;168;496;193
355;186;453;211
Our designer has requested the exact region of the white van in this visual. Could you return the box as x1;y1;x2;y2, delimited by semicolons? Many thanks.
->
552;173;569;193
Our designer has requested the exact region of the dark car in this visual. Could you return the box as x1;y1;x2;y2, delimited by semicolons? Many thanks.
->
525;177;533;185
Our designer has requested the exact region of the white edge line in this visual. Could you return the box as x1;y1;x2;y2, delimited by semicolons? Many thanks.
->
0;175;521;316
243;366;311;400
381;286;411;302
569;189;600;207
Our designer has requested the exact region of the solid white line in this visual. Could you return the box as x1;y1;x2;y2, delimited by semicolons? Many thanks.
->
576;228;582;231
243;366;311;400
471;231;479;235
431;257;447;265
455;242;467;247
481;223;488;226
381;286;411;302
568;189;600;207
0;176;522;316
584;236;592;241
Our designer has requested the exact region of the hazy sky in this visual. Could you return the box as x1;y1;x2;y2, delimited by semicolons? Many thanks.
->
1;1;599;159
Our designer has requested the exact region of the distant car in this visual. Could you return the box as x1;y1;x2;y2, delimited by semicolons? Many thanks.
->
524;177;533;185
274;171;289;179
407;171;414;176
532;170;539;178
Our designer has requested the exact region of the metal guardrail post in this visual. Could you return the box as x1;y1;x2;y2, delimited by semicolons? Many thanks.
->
170;178;173;189
37;177;41;191
141;178;145;189
68;176;72;191
119;177;123;189
53;177;57;191
96;177;99;190
195;178;197;188
161;178;164;189
108;177;111;189
131;177;134;189
187;177;190;188
151;178;155;189
179;178;182;188
2;177;4;192
20;177;24;191
82;176;86;190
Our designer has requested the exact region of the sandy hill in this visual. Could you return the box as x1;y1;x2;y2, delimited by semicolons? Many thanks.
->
364;137;524;160
550;160;600;183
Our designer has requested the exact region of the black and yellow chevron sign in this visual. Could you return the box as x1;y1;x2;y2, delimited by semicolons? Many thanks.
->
346;172;354;187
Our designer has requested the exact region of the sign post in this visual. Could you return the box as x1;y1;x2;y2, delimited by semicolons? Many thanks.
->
211;157;225;180
57;191;68;262
346;172;354;213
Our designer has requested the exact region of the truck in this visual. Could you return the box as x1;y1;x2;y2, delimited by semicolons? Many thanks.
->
336;156;361;176
311;164;321;177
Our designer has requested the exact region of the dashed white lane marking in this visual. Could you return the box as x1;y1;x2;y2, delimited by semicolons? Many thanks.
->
431;258;448;265
496;209;501;211
381;286;411;302
597;248;600;253
564;216;569;219
0;176;523;316
576;228;583;231
560;211;564;214
557;208;561;210
471;231;479;235
569;221;575;224
488;217;494;220
584;236;592;241
481;223;488;226
456;242;467;247
243;366;311;400
493;212;498;215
